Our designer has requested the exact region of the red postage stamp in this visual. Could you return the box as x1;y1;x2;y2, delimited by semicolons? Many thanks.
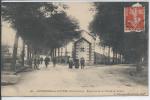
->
124;6;145;32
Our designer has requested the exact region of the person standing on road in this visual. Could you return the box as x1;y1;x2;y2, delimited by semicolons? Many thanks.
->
80;57;85;69
44;56;50;68
74;59;79;69
68;57;74;69
33;57;40;70
37;57;40;66
40;57;43;64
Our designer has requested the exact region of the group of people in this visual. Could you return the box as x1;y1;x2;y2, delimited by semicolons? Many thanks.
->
32;56;85;70
68;57;85;69
33;56;50;70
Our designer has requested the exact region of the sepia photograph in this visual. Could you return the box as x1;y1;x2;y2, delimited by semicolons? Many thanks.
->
1;1;149;97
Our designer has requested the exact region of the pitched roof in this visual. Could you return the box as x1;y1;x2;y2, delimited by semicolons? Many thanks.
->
81;30;96;40
74;37;91;44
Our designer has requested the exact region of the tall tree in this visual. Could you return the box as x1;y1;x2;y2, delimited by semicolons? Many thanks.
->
89;2;148;68
2;2;80;71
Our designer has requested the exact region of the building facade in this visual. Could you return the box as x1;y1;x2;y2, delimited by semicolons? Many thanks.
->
73;38;93;65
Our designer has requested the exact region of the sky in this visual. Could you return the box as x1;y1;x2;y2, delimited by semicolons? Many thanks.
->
2;2;95;47
2;22;23;47
65;2;95;31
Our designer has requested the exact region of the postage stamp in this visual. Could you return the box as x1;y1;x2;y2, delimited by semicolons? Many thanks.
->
124;5;145;32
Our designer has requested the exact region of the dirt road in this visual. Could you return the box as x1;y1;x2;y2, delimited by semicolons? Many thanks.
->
1;63;148;96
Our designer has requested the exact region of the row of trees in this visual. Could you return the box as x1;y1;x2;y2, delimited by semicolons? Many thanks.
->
2;2;80;71
90;2;148;71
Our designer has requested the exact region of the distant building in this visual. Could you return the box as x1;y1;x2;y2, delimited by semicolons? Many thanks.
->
53;30;95;65
72;30;96;65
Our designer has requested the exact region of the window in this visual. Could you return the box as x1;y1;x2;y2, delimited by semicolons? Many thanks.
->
80;47;85;52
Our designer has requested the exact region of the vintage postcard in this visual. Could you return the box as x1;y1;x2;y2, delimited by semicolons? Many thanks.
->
1;0;149;97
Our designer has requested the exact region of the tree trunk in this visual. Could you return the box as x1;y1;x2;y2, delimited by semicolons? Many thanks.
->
61;48;63;63
12;33;19;72
115;52;117;64
30;46;33;59
21;40;25;67
65;40;68;57
116;52;118;64
32;47;37;59
52;49;54;59
27;44;30;60
58;47;60;63
54;48;56;58
28;45;32;66
108;46;110;64
29;46;32;59
119;53;121;64
112;50;115;64
103;46;105;64
117;52;119;64
120;54;123;64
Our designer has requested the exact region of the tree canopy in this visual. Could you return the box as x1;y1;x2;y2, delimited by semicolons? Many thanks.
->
2;2;80;50
89;2;148;63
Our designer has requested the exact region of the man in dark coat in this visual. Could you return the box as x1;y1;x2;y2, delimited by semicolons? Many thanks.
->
33;57;40;70
44;56;50;68
68;57;74;69
40;57;43;64
37;57;40;66
80;57;85;69
74;59;79;69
